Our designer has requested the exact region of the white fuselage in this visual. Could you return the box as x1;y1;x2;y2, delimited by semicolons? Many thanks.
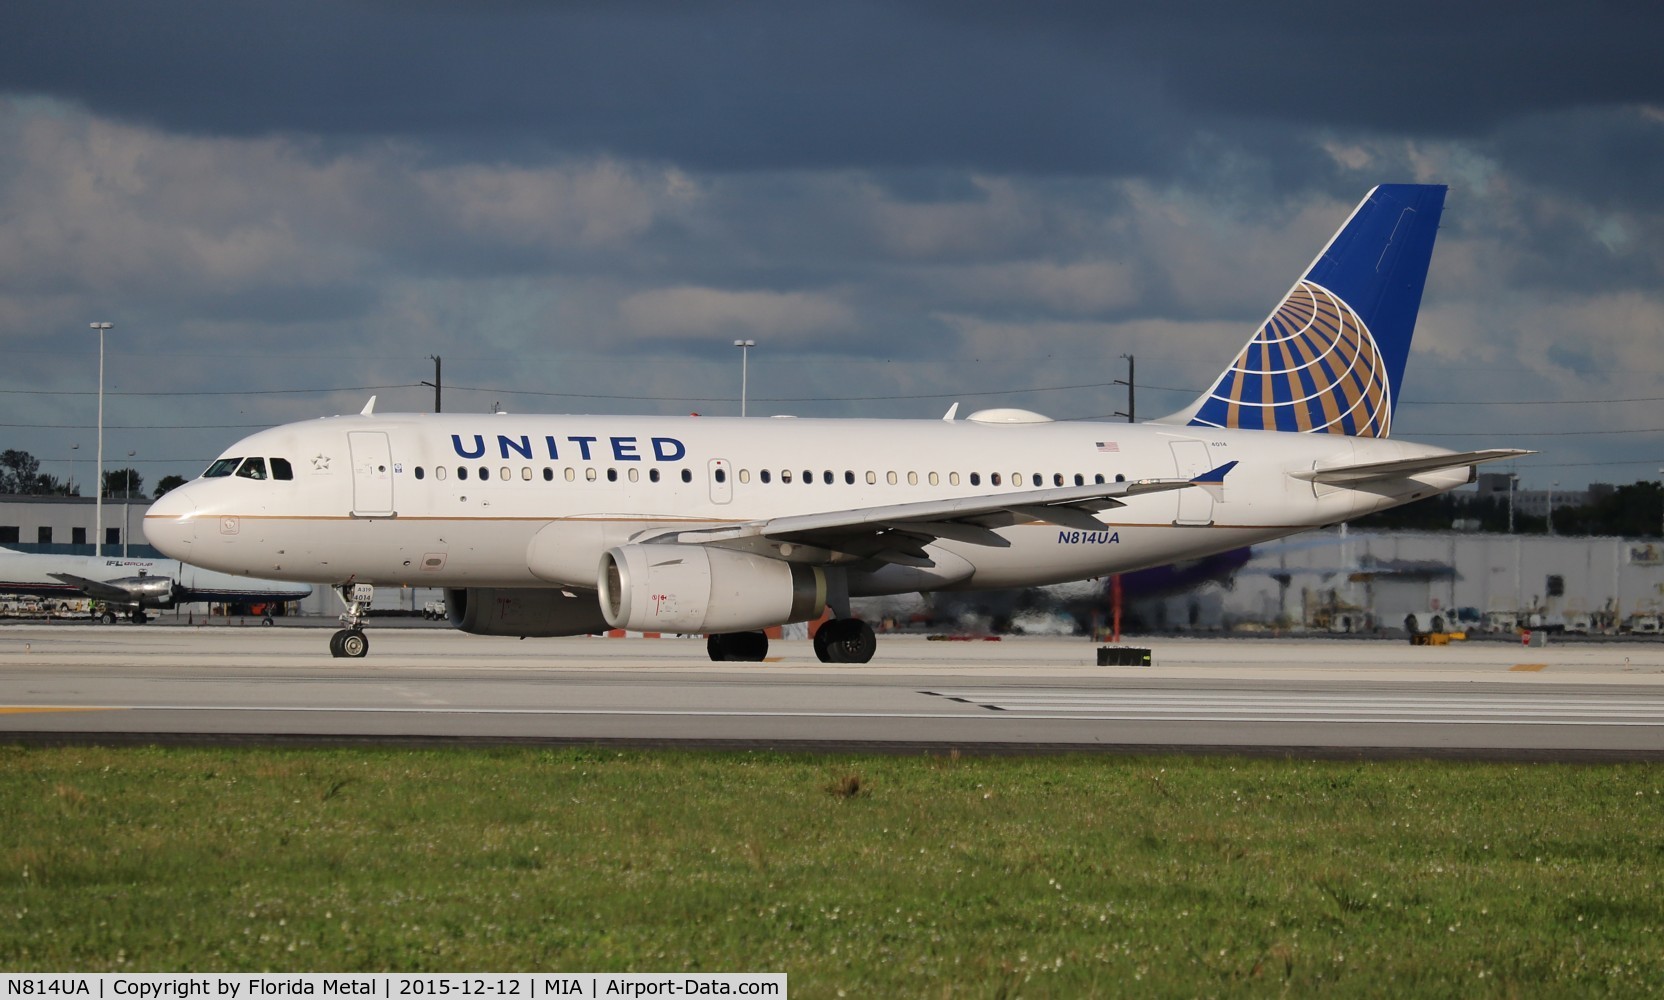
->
144;411;1467;596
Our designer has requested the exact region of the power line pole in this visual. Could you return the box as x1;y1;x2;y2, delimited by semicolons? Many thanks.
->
1113;354;1135;422
421;355;442;413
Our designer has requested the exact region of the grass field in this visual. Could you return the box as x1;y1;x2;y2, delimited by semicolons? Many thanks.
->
3;745;1663;996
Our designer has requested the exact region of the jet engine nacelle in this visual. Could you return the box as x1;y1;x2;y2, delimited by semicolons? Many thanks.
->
109;575;176;608
445;587;611;637
599;544;826;634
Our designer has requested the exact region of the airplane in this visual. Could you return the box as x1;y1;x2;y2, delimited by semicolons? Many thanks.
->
144;184;1528;662
0;546;314;624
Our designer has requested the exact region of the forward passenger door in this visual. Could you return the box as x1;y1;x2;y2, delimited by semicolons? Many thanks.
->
349;431;395;517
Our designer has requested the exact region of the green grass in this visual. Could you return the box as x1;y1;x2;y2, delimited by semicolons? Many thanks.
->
3;746;1664;997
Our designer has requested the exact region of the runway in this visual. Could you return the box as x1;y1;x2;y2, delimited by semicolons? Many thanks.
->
3;622;1664;759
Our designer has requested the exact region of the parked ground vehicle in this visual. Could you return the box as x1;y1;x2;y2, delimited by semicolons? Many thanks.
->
1404;606;1482;635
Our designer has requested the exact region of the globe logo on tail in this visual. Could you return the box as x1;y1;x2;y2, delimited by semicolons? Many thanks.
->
1189;280;1391;437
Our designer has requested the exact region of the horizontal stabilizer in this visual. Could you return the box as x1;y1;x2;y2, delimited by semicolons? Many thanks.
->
1295;449;1532;486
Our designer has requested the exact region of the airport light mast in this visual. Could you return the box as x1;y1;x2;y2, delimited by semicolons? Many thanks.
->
734;339;755;417
89;322;112;557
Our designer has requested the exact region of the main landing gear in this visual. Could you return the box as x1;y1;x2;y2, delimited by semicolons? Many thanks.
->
331;583;374;658
703;618;877;663
813;618;877;663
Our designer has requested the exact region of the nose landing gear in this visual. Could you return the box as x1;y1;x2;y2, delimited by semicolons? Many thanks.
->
331;583;374;658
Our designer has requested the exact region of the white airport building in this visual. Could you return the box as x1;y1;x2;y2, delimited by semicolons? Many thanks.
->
1145;528;1664;635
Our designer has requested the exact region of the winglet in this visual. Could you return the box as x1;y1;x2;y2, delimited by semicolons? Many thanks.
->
1191;460;1238;501
942;402;959;421
361;396;378;416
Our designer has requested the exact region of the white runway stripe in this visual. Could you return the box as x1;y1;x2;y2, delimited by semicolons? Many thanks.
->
926;690;1664;726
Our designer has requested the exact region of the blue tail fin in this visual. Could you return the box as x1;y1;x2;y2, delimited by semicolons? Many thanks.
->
1168;184;1447;437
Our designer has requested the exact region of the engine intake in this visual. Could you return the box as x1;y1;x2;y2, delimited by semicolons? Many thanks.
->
599;544;825;634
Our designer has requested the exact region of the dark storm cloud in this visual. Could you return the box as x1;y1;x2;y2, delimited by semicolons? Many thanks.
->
10;0;1658;181
1;1;1164;174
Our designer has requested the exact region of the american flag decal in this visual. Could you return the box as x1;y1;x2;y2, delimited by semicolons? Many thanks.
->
1095;441;1119;452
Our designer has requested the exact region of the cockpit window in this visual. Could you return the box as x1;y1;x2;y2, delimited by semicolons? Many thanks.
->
235;457;268;480
271;458;293;481
204;457;243;478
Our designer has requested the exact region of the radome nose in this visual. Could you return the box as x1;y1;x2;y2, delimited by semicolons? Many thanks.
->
143;488;199;560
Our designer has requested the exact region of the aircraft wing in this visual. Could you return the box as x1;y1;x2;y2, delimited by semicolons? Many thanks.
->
1295;449;1533;486
638;462;1236;567
47;572;146;603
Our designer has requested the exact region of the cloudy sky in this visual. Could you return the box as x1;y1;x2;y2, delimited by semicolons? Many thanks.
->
2;0;1660;493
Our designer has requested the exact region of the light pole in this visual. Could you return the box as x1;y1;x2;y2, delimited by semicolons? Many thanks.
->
1507;474;1517;534
89;322;112;558
1658;468;1663;540
122;450;135;557
733;339;755;417
1548;481;1558;536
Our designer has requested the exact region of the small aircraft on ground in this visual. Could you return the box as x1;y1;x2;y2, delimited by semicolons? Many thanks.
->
0;547;313;624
